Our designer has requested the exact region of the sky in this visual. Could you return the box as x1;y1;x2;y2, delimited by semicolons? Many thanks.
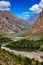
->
0;0;43;19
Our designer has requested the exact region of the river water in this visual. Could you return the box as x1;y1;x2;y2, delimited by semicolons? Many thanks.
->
1;46;43;62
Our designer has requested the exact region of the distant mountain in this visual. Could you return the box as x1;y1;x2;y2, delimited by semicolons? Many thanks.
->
26;14;40;25
25;10;43;35
0;10;29;34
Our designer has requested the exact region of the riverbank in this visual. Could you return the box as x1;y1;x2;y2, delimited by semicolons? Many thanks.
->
1;46;43;62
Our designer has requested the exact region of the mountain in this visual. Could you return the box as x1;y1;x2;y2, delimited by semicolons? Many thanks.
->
25;10;43;35
26;14;40;25
0;10;29;34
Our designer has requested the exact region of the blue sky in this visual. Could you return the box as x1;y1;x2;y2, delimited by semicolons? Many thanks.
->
0;0;43;19
10;0;40;19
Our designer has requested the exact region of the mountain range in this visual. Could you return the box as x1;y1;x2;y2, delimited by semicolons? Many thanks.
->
0;10;29;34
0;10;43;35
26;14;40;25
25;10;43;35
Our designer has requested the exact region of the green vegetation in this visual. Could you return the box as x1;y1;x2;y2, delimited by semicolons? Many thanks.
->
0;34;43;51
40;47;43;51
6;37;43;51
0;48;43;65
0;34;43;65
0;35;13;44
0;48;21;65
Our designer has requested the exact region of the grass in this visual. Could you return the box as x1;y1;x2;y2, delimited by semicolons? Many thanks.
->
0;48;22;65
0;48;43;65
0;35;13;45
0;34;43;65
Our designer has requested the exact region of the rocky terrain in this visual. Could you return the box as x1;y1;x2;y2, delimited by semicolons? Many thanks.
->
25;10;43;35
0;10;29;34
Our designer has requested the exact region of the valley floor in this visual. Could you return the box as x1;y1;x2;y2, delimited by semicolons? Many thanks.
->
1;46;43;62
0;35;43;65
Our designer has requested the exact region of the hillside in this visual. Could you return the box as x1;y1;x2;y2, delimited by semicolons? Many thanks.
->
0;10;29;34
25;10;43;35
0;49;22;65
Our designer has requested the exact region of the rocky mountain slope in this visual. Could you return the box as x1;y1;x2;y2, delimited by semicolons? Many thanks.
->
25;10;43;35
0;10;29;34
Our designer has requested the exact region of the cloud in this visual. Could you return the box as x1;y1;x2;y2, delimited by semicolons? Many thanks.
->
22;11;34;18
29;4;42;13
25;14;30;16
0;1;11;11
29;0;43;13
22;11;34;15
22;12;31;15
39;0;43;8
21;0;43;19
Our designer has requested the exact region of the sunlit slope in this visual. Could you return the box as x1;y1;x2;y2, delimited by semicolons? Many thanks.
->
0;49;22;65
25;10;43;35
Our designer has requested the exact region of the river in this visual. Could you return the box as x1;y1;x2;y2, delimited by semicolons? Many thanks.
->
1;46;43;62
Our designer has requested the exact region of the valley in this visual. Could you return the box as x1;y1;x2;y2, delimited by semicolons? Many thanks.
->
0;35;43;65
0;5;43;65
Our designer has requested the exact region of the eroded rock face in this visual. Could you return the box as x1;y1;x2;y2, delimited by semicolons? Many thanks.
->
0;10;29;34
31;10;43;34
25;10;43;35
